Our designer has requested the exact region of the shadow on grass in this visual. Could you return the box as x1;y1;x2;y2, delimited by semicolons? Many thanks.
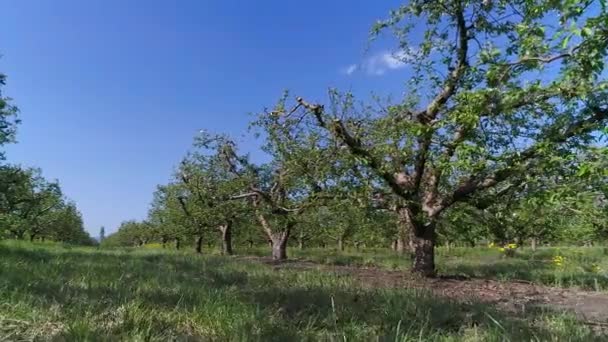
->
443;258;549;280
0;243;605;341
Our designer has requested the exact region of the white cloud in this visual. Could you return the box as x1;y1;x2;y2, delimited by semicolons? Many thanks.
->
365;50;412;75
341;49;418;76
341;64;358;75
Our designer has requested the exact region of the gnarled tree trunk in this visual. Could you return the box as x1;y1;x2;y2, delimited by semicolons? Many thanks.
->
411;223;436;277
175;237;181;250
219;223;233;255
270;230;290;260
255;208;291;261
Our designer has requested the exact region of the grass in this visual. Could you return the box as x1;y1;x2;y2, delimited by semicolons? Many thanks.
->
262;245;608;290
0;240;606;341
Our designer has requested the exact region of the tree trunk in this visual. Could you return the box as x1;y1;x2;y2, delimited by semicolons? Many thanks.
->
396;237;406;253
175;238;181;250
195;236;203;254
219;224;233;255
531;237;537;251
298;230;304;249
396;207;415;255
411;223;436;277
29;234;37;242
257;210;292;260
161;237;167;248
270;230;289;261
337;237;344;251
247;239;254;248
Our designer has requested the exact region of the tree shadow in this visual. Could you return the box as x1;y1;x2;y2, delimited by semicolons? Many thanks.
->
239;269;605;341
442;258;550;280
1;244;605;341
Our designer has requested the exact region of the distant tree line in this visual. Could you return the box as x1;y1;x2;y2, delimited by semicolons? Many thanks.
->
0;70;94;245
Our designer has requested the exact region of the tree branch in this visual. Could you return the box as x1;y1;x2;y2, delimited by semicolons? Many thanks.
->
416;4;469;123
297;97;411;199
412;4;469;200
440;105;608;211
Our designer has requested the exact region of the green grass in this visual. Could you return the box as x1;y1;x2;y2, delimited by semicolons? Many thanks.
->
0;240;606;341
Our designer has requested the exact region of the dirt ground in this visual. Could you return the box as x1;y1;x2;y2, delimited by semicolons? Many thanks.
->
245;256;608;331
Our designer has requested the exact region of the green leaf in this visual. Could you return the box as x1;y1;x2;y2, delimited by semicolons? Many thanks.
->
581;27;592;38
561;35;571;49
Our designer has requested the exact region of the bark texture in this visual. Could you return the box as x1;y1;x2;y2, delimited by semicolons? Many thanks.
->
411;223;436;277
270;230;289;260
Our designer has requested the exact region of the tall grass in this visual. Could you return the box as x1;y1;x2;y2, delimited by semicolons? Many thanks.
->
0;240;605;341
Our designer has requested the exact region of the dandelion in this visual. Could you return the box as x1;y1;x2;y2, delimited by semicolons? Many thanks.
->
498;243;517;257
552;255;565;268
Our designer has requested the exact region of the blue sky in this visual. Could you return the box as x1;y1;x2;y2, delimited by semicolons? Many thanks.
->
1;0;410;235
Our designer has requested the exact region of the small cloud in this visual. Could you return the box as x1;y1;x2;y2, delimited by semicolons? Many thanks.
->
341;64;358;75
340;48;422;76
340;49;419;76
364;50;415;75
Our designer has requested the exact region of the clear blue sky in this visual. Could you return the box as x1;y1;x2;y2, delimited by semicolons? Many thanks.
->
1;0;410;235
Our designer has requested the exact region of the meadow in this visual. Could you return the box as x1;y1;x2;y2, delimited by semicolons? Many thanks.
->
1;240;608;341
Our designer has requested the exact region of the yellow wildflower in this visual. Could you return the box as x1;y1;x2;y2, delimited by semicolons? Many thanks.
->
552;255;565;267
499;247;505;252
488;242;495;248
